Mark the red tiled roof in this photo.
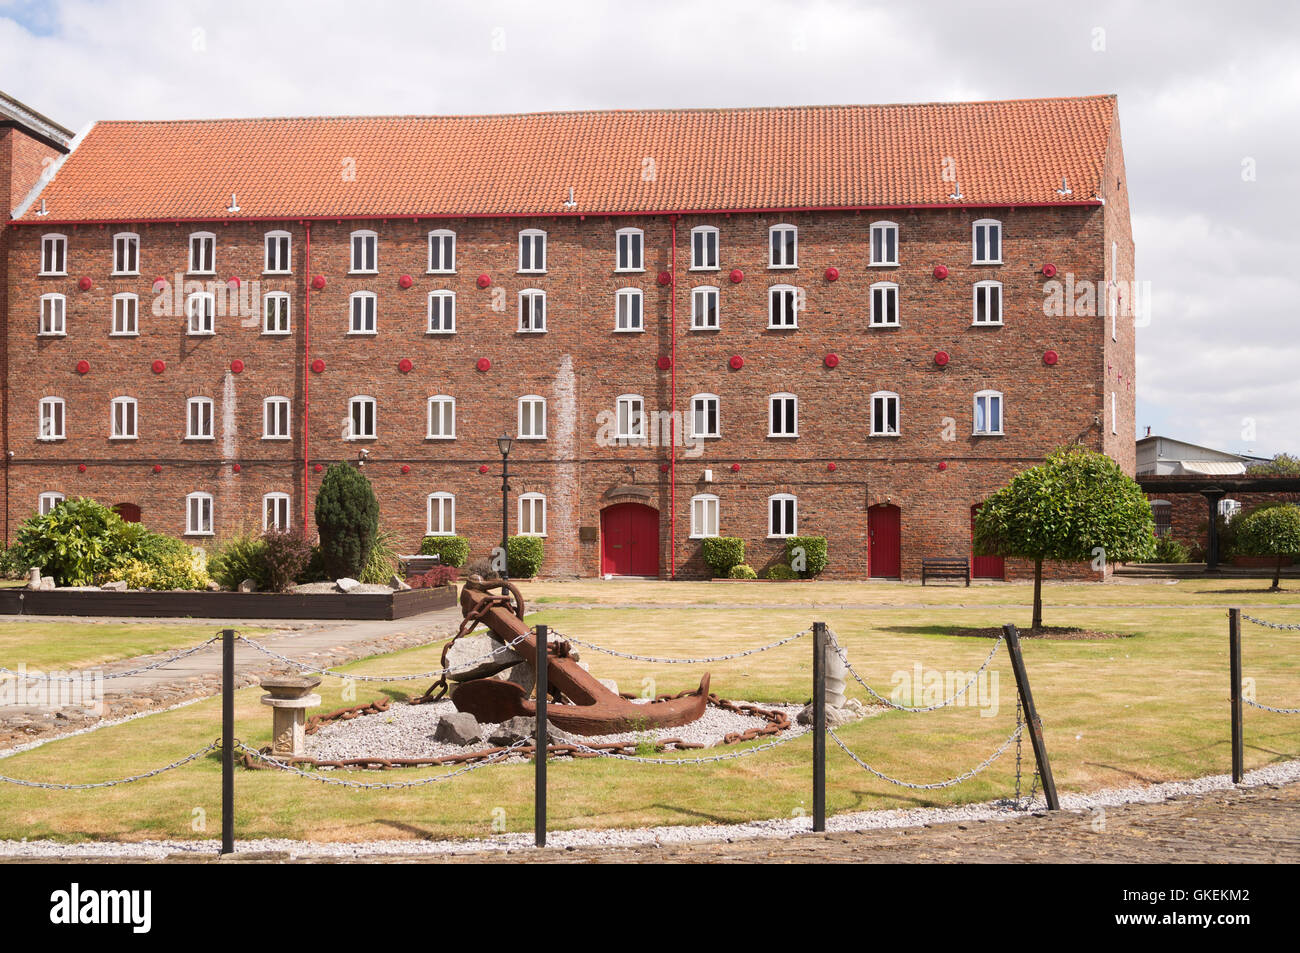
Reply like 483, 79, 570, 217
15, 96, 1116, 223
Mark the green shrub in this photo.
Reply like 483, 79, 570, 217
765, 563, 798, 580
208, 533, 270, 591
14, 497, 126, 586
784, 535, 828, 577
0, 544, 29, 579
1153, 535, 1190, 563
1236, 503, 1300, 590
507, 536, 545, 578
727, 563, 757, 579
297, 545, 329, 584
360, 527, 399, 584
314, 463, 379, 580
261, 529, 313, 592
701, 536, 745, 577
108, 549, 209, 590
419, 535, 470, 567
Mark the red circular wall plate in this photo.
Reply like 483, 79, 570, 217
78, 276, 93, 291
152, 464, 163, 474
311, 359, 325, 373
151, 360, 165, 374
314, 463, 324, 473
398, 274, 414, 289
657, 271, 672, 286
311, 274, 327, 289
1042, 263, 1058, 278
1044, 349, 1060, 365
827, 462, 837, 472
934, 351, 950, 366
230, 359, 245, 374
478, 464, 489, 474
232, 463, 242, 473
938, 461, 948, 471
824, 353, 840, 368
824, 266, 840, 281
401, 464, 411, 474
728, 355, 744, 370
398, 358, 413, 373
659, 463, 670, 473
476, 274, 491, 288
933, 265, 949, 280
656, 356, 672, 370
729, 269, 744, 284
730, 463, 741, 472
476, 357, 491, 372
227, 276, 241, 288
76, 360, 90, 375
77, 463, 87, 473
152, 276, 167, 289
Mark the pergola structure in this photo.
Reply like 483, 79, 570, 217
1138, 475, 1300, 570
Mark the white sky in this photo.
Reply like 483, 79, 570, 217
2, 0, 1296, 458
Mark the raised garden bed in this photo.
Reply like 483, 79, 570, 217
0, 583, 458, 621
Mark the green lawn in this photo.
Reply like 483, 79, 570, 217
0, 621, 268, 671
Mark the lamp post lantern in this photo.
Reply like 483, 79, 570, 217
498, 434, 513, 580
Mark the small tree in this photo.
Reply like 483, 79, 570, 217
974, 446, 1156, 629
1236, 504, 1300, 591
1246, 453, 1300, 476
314, 464, 379, 580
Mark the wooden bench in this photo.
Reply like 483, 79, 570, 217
921, 558, 970, 586
399, 554, 442, 578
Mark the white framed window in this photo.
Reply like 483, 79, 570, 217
263, 493, 291, 532
349, 229, 377, 273
518, 395, 546, 440
768, 284, 798, 328
519, 289, 546, 332
518, 492, 547, 536
1112, 392, 1118, 435
426, 396, 455, 439
691, 286, 719, 330
869, 221, 898, 266
112, 232, 140, 275
38, 397, 65, 441
263, 397, 291, 440
186, 292, 215, 335
40, 233, 67, 275
974, 390, 1003, 435
427, 290, 455, 334
349, 291, 377, 334
112, 293, 139, 335
769, 224, 797, 268
690, 226, 719, 270
188, 231, 215, 274
769, 393, 798, 437
263, 292, 291, 334
427, 492, 456, 535
39, 293, 65, 336
616, 394, 644, 440
973, 280, 1003, 325
768, 493, 798, 538
110, 397, 138, 440
187, 397, 214, 440
870, 282, 899, 327
518, 229, 547, 273
691, 494, 720, 538
690, 393, 720, 439
38, 492, 65, 516
264, 230, 292, 274
615, 288, 643, 332
349, 396, 376, 440
186, 492, 214, 536
870, 391, 900, 436
428, 229, 456, 274
616, 227, 644, 272
972, 219, 1002, 265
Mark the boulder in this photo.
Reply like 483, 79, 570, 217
38, 576, 55, 591
432, 711, 483, 746
488, 715, 536, 746
102, 580, 129, 592
390, 574, 412, 591
446, 633, 522, 682
205, 579, 221, 591
238, 578, 258, 593
335, 577, 361, 593
496, 661, 536, 697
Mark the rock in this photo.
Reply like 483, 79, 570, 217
25, 568, 41, 590
433, 711, 483, 746
102, 580, 128, 592
335, 577, 361, 592
390, 574, 412, 591
446, 633, 522, 682
796, 703, 860, 728
38, 576, 55, 591
488, 715, 536, 746
206, 579, 221, 591
598, 678, 619, 696
238, 578, 258, 593
496, 661, 536, 697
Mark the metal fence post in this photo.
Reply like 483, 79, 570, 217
1229, 608, 1244, 784
221, 627, 234, 855
1002, 624, 1059, 810
812, 621, 826, 832
535, 623, 548, 848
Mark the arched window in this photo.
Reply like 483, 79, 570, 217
1150, 500, 1172, 537
39, 293, 66, 336
38, 397, 65, 441
187, 397, 214, 439
615, 288, 643, 331
518, 289, 546, 332
40, 233, 67, 275
348, 396, 376, 440
691, 286, 719, 330
349, 291, 377, 334
112, 293, 139, 336
428, 290, 455, 333
186, 292, 215, 335
768, 393, 798, 437
263, 291, 291, 334
616, 394, 644, 439
869, 221, 898, 266
973, 280, 1002, 325
38, 492, 65, 516
769, 224, 797, 268
870, 281, 899, 327
768, 284, 798, 328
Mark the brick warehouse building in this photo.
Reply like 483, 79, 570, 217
0, 95, 1136, 580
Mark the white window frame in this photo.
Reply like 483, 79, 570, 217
349, 229, 378, 274
768, 393, 798, 438
427, 492, 456, 536
518, 492, 547, 537
349, 291, 377, 335
768, 284, 799, 329
263, 396, 291, 440
690, 225, 719, 271
186, 292, 215, 335
691, 286, 719, 330
263, 291, 291, 335
769, 224, 798, 269
112, 292, 139, 336
187, 397, 215, 440
188, 231, 215, 274
690, 393, 720, 439
112, 232, 140, 275
972, 219, 1002, 265
973, 390, 1004, 436
110, 396, 138, 440
518, 229, 547, 274
690, 493, 720, 539
518, 289, 546, 332
39, 293, 66, 336
348, 396, 377, 440
38, 491, 65, 516
264, 230, 292, 274
426, 396, 455, 440
614, 288, 643, 332
616, 394, 644, 440
40, 233, 67, 275
427, 229, 456, 274
869, 221, 899, 267
870, 391, 900, 436
615, 227, 644, 272
186, 492, 214, 536
518, 396, 547, 440
973, 280, 1003, 326
263, 492, 291, 532
768, 493, 798, 538
427, 290, 456, 334
870, 282, 899, 328
38, 397, 65, 441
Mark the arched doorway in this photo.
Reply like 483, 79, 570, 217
600, 503, 659, 576
970, 503, 1005, 579
868, 504, 901, 578
113, 502, 142, 523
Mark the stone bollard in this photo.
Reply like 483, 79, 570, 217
259, 675, 322, 758
824, 640, 847, 710
25, 567, 41, 590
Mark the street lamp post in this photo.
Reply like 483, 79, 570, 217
498, 433, 513, 580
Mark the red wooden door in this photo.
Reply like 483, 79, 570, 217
971, 504, 1005, 579
868, 504, 901, 578
113, 502, 141, 523
600, 503, 660, 576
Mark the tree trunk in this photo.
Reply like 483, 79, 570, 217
1032, 558, 1044, 630
1274, 556, 1283, 592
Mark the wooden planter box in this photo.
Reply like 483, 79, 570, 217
1231, 555, 1296, 569
0, 583, 458, 621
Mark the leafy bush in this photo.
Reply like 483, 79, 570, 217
410, 565, 459, 588
360, 527, 399, 584
419, 535, 470, 567
314, 463, 379, 580
108, 549, 209, 590
701, 537, 745, 577
765, 563, 799, 580
261, 529, 313, 592
727, 563, 757, 579
1153, 535, 1190, 563
297, 545, 329, 584
1236, 504, 1300, 590
784, 535, 828, 577
208, 533, 270, 591
507, 535, 545, 578
0, 544, 29, 579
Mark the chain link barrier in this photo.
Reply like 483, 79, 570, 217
0, 637, 220, 681
564, 728, 808, 765
236, 631, 531, 683
0, 739, 221, 789
827, 724, 1022, 791
826, 627, 1002, 712
1237, 613, 1300, 713
1243, 698, 1300, 715
1241, 613, 1300, 631
235, 739, 530, 789
553, 628, 810, 664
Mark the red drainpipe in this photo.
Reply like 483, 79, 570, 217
302, 221, 312, 536
669, 215, 678, 579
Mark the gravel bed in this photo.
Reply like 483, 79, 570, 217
291, 582, 395, 595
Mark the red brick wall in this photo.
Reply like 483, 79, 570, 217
1148, 490, 1300, 555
